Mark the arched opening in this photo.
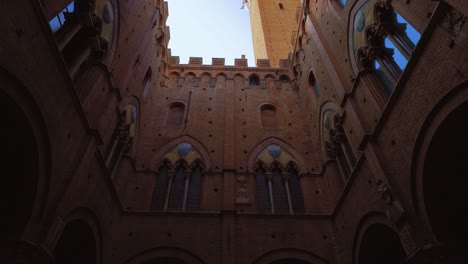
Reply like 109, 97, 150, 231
358, 224, 406, 264
0, 89, 39, 240
249, 74, 260, 86
423, 102, 468, 245
54, 219, 97, 264
308, 71, 320, 96
280, 75, 291, 90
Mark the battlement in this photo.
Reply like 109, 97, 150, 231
166, 51, 290, 70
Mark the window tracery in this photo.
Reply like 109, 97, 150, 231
353, 0, 421, 94
152, 143, 205, 211
48, 0, 118, 80
254, 145, 304, 215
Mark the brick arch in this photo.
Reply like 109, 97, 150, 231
200, 72, 212, 78
214, 72, 228, 78
247, 137, 305, 174
168, 71, 180, 77
251, 248, 328, 264
149, 135, 212, 171
183, 71, 197, 78
56, 207, 103, 264
123, 246, 205, 264
411, 80, 468, 245
263, 73, 277, 81
233, 73, 245, 79
352, 212, 405, 264
279, 74, 291, 81
0, 68, 51, 236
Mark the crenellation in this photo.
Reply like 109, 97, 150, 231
212, 58, 225, 66
256, 59, 271, 68
189, 57, 203, 65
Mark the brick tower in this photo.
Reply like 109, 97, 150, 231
243, 0, 301, 66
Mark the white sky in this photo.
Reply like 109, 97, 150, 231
166, 0, 256, 66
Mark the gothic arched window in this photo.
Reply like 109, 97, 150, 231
309, 71, 320, 96
354, 0, 421, 94
142, 66, 153, 99
254, 145, 305, 214
48, 0, 119, 80
151, 143, 204, 212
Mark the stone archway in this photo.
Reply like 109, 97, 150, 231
54, 219, 98, 264
423, 102, 468, 244
357, 224, 406, 264
0, 89, 39, 241
411, 83, 468, 262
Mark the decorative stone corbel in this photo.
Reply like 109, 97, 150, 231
376, 179, 417, 255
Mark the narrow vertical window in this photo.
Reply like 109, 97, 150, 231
167, 165, 186, 211
279, 3, 284, 9
142, 67, 152, 99
261, 104, 277, 128
309, 72, 320, 96
186, 163, 203, 211
271, 166, 289, 214
255, 166, 271, 213
339, 0, 347, 7
152, 164, 170, 210
166, 103, 185, 127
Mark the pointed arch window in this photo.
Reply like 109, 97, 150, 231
354, 1, 421, 94
309, 71, 320, 96
254, 145, 305, 214
151, 143, 204, 211
48, 0, 119, 80
142, 66, 152, 99
261, 104, 277, 129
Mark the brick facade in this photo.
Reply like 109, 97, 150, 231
0, 0, 467, 263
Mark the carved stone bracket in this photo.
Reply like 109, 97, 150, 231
441, 6, 467, 40
375, 179, 416, 255
326, 141, 341, 158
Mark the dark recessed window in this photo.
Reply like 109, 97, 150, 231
249, 75, 260, 86
279, 3, 284, 9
